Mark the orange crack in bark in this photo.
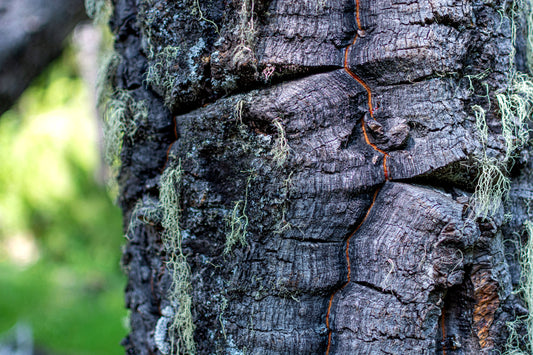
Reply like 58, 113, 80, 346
343, 0, 389, 181
325, 187, 380, 354
325, 2, 390, 353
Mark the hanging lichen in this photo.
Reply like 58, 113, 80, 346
472, 1, 533, 218
159, 162, 196, 354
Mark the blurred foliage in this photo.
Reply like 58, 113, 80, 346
0, 45, 126, 355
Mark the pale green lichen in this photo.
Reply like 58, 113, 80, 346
218, 296, 228, 340
274, 172, 293, 235
504, 221, 533, 354
496, 73, 533, 163
102, 90, 148, 170
94, 52, 142, 200
127, 169, 195, 354
192, 0, 219, 33
84, 0, 112, 24
503, 1, 533, 353
473, 73, 533, 218
96, 52, 121, 110
160, 163, 196, 355
102, 94, 127, 169
224, 200, 249, 254
232, 0, 257, 68
224, 170, 255, 254
472, 105, 511, 218
145, 46, 181, 106
472, 0, 533, 218
270, 118, 290, 167
234, 99, 245, 125
126, 197, 162, 239
145, 39, 205, 108
315, 0, 327, 12
520, 220, 533, 354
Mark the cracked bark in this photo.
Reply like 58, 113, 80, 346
112, 0, 530, 354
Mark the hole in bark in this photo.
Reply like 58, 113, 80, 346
436, 267, 477, 355
407, 159, 478, 192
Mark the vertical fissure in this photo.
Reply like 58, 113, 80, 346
343, 0, 389, 181
325, 186, 381, 354
440, 306, 447, 355
325, 0, 389, 353
163, 115, 178, 171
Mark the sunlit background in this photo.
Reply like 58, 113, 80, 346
0, 23, 126, 354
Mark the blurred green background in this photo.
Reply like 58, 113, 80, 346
0, 41, 126, 354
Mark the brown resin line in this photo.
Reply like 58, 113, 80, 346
344, 0, 389, 181
325, 187, 381, 355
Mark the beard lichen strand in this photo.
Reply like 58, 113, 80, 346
325, 187, 381, 355
344, 0, 389, 181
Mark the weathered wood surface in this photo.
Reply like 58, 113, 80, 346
113, 0, 530, 353
0, 0, 87, 115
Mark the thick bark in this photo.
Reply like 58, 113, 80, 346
111, 0, 531, 354
0, 0, 87, 115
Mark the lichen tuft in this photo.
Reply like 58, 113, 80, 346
101, 90, 148, 170
84, 0, 112, 24
270, 118, 290, 167
473, 74, 533, 219
224, 170, 255, 254
160, 162, 196, 355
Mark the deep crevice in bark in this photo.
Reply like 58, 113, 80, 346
436, 269, 477, 355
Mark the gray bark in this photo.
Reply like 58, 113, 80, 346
0, 0, 87, 115
111, 0, 531, 353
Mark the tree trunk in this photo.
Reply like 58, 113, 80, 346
107, 0, 533, 353
0, 0, 87, 115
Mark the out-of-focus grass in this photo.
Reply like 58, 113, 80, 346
0, 46, 126, 354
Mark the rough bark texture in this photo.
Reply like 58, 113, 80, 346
110, 0, 531, 354
0, 0, 87, 115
